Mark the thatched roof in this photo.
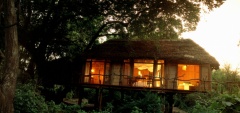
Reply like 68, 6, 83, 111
84, 39, 219, 68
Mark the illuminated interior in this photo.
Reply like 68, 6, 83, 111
84, 60, 105, 84
84, 60, 200, 90
177, 64, 200, 90
133, 60, 164, 87
133, 63, 153, 87
155, 63, 164, 87
91, 61, 104, 84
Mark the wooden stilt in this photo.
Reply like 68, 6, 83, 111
121, 89, 125, 101
98, 88, 103, 111
78, 86, 84, 105
95, 88, 100, 110
164, 93, 174, 113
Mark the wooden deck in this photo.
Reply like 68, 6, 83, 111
78, 83, 204, 94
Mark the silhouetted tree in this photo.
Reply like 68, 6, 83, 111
0, 0, 19, 112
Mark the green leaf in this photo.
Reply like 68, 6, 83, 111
222, 101, 233, 106
235, 97, 240, 102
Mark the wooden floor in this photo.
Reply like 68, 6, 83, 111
78, 83, 204, 94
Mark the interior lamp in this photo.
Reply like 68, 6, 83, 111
182, 65, 187, 71
138, 71, 142, 78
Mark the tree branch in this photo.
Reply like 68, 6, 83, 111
0, 50, 4, 59
84, 21, 128, 52
0, 22, 18, 28
84, 24, 107, 52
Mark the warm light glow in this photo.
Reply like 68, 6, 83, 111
154, 79, 161, 87
138, 71, 142, 77
182, 65, 187, 71
182, 83, 194, 90
91, 69, 95, 73
135, 63, 154, 72
183, 83, 189, 90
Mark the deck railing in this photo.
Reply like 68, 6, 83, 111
82, 75, 240, 92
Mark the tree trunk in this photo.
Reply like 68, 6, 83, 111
0, 0, 19, 113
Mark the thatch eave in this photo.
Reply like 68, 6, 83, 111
83, 39, 220, 69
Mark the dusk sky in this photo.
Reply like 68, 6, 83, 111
182, 0, 240, 70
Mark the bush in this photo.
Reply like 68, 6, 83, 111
212, 64, 240, 94
14, 83, 48, 113
14, 83, 116, 113
14, 83, 85, 113
180, 92, 240, 113
114, 92, 164, 113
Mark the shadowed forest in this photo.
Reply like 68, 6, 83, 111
2, 0, 240, 113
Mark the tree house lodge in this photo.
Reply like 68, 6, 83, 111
78, 39, 219, 112
81, 39, 219, 91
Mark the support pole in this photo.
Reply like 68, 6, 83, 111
98, 88, 103, 110
121, 90, 125, 101
78, 86, 84, 105
94, 88, 100, 110
164, 93, 174, 113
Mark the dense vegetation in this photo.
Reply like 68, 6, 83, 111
1, 0, 224, 89
14, 65, 240, 113
0, 0, 225, 112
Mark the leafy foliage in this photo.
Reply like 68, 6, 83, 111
14, 83, 80, 113
14, 82, 115, 113
183, 93, 240, 113
212, 64, 240, 94
114, 92, 164, 113
14, 83, 48, 113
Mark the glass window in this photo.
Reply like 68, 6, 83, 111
85, 62, 91, 75
104, 63, 110, 84
124, 63, 130, 76
83, 59, 166, 88
154, 64, 164, 87
84, 59, 105, 84
133, 59, 154, 87
84, 62, 91, 83
177, 64, 200, 90
91, 61, 105, 84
